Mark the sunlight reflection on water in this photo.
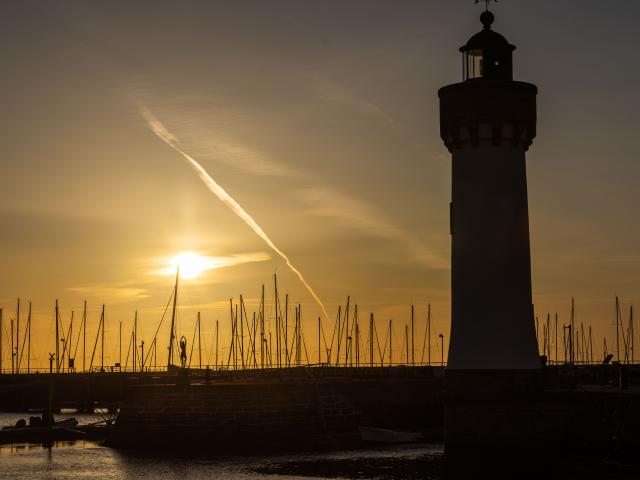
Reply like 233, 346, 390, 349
0, 441, 445, 480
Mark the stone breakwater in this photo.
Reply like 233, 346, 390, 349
110, 381, 360, 452
109, 368, 445, 452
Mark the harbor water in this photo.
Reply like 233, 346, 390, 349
0, 410, 444, 480
0, 441, 443, 480
1, 414, 639, 480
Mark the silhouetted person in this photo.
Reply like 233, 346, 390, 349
179, 336, 187, 369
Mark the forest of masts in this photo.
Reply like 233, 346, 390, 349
0, 274, 636, 373
536, 297, 635, 366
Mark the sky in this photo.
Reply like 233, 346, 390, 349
1, 0, 640, 371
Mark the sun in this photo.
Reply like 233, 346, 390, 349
168, 252, 218, 279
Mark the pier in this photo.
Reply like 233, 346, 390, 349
0, 365, 444, 414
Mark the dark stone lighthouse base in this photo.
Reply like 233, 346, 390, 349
444, 369, 640, 477
444, 369, 560, 477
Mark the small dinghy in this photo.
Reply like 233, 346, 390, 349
54, 418, 79, 428
358, 426, 423, 444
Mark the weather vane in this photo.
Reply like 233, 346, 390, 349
475, 0, 497, 11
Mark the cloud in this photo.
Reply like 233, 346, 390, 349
191, 135, 301, 178
554, 254, 640, 265
302, 72, 402, 128
67, 286, 149, 302
298, 186, 446, 268
139, 102, 301, 178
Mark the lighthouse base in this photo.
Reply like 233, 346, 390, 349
444, 369, 562, 477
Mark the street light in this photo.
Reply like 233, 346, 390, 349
439, 334, 445, 366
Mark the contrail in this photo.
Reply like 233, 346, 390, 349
140, 107, 329, 319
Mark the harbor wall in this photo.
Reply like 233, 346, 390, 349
445, 384, 640, 473
111, 381, 359, 452
110, 367, 444, 452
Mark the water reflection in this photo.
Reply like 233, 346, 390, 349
0, 441, 443, 480
0, 440, 639, 479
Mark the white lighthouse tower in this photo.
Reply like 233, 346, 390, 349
439, 7, 545, 470
439, 9, 540, 372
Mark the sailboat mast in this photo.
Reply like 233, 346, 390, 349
227, 300, 234, 369
295, 306, 300, 366
198, 311, 202, 370
119, 320, 122, 369
260, 285, 265, 369
631, 306, 635, 364
69, 311, 73, 372
240, 296, 245, 368
298, 306, 302, 366
356, 320, 360, 367
336, 306, 341, 366
318, 317, 322, 365
133, 311, 137, 373
546, 314, 550, 360
389, 319, 392, 366
354, 305, 359, 367
215, 319, 219, 369
252, 312, 257, 368
15, 299, 19, 374
27, 302, 31, 373
570, 298, 575, 365
555, 313, 558, 365
167, 267, 179, 368
616, 296, 620, 363
370, 313, 374, 367
274, 274, 279, 368
345, 297, 350, 367
10, 319, 14, 374
55, 299, 60, 373
0, 308, 3, 373
83, 301, 87, 372
411, 305, 414, 366
405, 323, 409, 365
427, 304, 432, 366
284, 294, 289, 368
234, 304, 238, 369
101, 305, 105, 371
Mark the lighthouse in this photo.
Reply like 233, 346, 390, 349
439, 9, 540, 372
439, 8, 545, 469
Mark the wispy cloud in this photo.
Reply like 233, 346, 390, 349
299, 186, 446, 268
67, 286, 149, 303
134, 98, 301, 178
303, 72, 402, 128
190, 135, 301, 178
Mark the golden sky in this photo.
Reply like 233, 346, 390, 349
1, 1, 640, 370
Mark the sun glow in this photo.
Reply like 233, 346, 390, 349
152, 251, 272, 280
165, 252, 219, 279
